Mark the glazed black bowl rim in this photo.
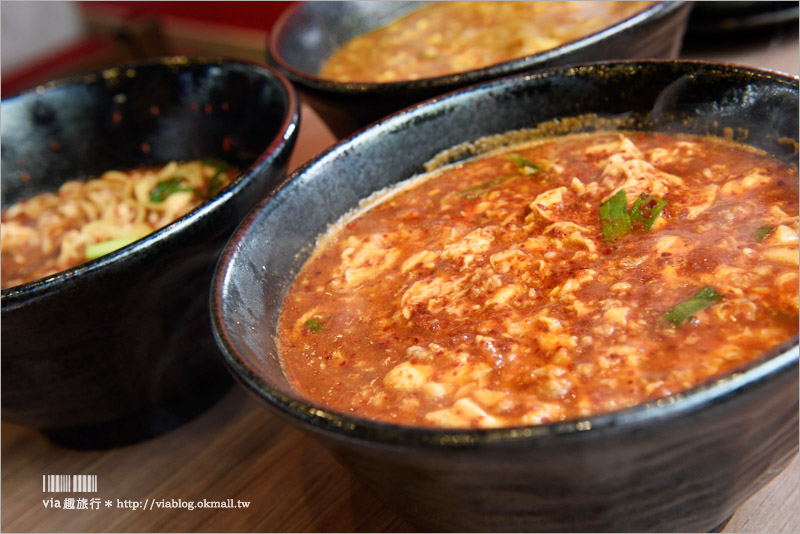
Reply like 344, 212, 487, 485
212, 59, 800, 448
1, 56, 299, 305
267, 0, 688, 94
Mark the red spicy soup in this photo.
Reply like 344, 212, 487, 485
277, 131, 799, 429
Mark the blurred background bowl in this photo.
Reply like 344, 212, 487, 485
266, 1, 693, 139
211, 60, 798, 532
1, 57, 299, 449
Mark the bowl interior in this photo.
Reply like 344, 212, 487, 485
213, 60, 799, 437
273, 1, 426, 77
1, 57, 296, 296
1, 58, 291, 210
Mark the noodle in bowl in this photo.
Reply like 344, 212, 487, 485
2, 160, 238, 289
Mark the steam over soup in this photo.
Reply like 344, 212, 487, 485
277, 131, 799, 429
319, 1, 654, 83
1, 159, 237, 289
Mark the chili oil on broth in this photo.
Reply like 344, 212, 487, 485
318, 1, 655, 83
1, 160, 237, 289
277, 131, 799, 429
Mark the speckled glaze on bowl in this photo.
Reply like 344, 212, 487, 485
1, 57, 299, 449
211, 60, 798, 532
266, 1, 693, 139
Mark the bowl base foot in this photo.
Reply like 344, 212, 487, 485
40, 374, 233, 450
709, 515, 733, 533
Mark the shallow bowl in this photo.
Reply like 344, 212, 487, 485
266, 1, 693, 138
1, 57, 299, 448
211, 60, 798, 532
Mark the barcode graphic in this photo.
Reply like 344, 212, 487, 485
42, 475, 97, 493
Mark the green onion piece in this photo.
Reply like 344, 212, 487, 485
599, 189, 633, 243
630, 193, 668, 232
85, 233, 148, 260
150, 177, 194, 202
663, 285, 724, 327
305, 317, 324, 332
755, 225, 775, 242
459, 173, 517, 198
507, 153, 543, 173
458, 154, 546, 198
207, 162, 229, 197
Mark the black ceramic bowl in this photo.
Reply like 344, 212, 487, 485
266, 1, 693, 139
212, 60, 798, 532
1, 57, 299, 449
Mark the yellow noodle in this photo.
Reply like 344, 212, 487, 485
1, 160, 235, 288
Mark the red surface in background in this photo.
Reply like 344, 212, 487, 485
79, 1, 295, 31
1, 36, 118, 97
2, 2, 295, 96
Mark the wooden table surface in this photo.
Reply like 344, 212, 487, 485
3, 18, 799, 534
